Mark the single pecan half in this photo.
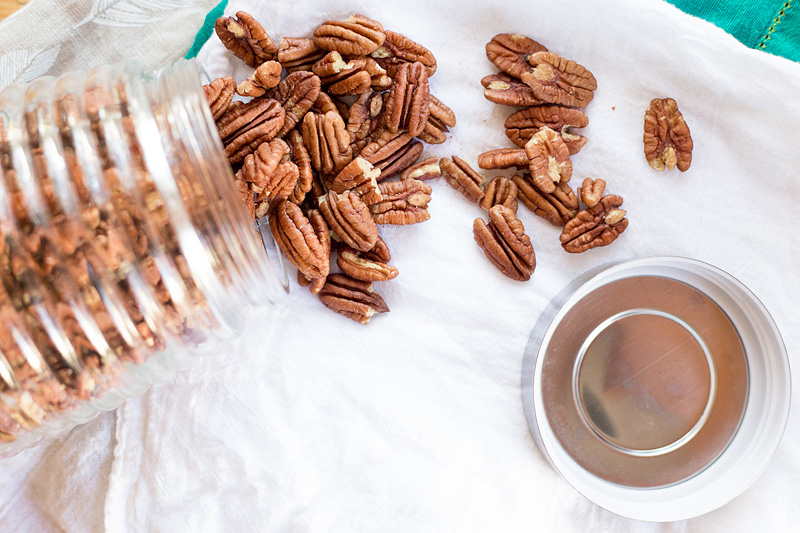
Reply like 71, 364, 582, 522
371, 30, 437, 77
319, 190, 379, 252
272, 71, 321, 138
359, 131, 423, 180
643, 97, 693, 172
513, 173, 578, 226
473, 205, 536, 282
269, 200, 330, 278
417, 94, 456, 144
313, 14, 385, 56
277, 37, 327, 72
477, 148, 528, 170
217, 97, 285, 164
364, 236, 391, 262
440, 156, 485, 203
480, 176, 518, 213
560, 195, 628, 253
485, 33, 547, 79
311, 52, 372, 96
364, 58, 393, 91
236, 60, 282, 97
505, 105, 589, 154
237, 138, 296, 195
384, 61, 430, 137
481, 73, 544, 107
524, 127, 572, 193
370, 179, 432, 225
521, 52, 597, 108
577, 177, 605, 208
215, 11, 278, 68
203, 76, 235, 120
301, 111, 353, 176
337, 246, 399, 282
318, 273, 389, 325
400, 157, 440, 181
297, 270, 326, 295
287, 130, 313, 204
346, 90, 383, 150
329, 157, 382, 205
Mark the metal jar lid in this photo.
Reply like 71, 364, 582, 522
521, 257, 791, 521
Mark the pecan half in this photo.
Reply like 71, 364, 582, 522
277, 37, 327, 72
400, 157, 440, 181
481, 73, 544, 107
217, 98, 285, 164
319, 190, 379, 252
215, 11, 278, 68
329, 157, 382, 205
318, 273, 389, 325
577, 177, 605, 208
364, 58, 393, 91
560, 195, 628, 253
480, 176, 518, 213
418, 94, 456, 144
346, 90, 383, 150
359, 131, 422, 180
473, 205, 536, 282
237, 140, 299, 217
313, 14, 385, 56
203, 76, 235, 120
236, 60, 282, 97
477, 148, 528, 170
440, 156, 485, 203
297, 270, 326, 295
384, 61, 430, 137
301, 111, 353, 176
521, 52, 597, 108
287, 129, 313, 204
364, 236, 391, 262
505, 105, 589, 154
524, 127, 572, 193
371, 30, 437, 77
269, 200, 330, 279
272, 71, 321, 138
312, 52, 372, 96
513, 173, 578, 226
370, 179, 432, 225
337, 246, 399, 282
643, 97, 693, 172
485, 34, 547, 79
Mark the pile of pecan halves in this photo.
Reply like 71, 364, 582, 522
462, 34, 630, 281
204, 12, 455, 324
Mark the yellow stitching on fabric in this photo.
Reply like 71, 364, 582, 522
758, 0, 791, 49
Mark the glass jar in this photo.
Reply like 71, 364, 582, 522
0, 59, 285, 456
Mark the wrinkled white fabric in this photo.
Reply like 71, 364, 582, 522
2, 0, 800, 531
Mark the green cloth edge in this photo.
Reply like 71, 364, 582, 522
185, 0, 229, 59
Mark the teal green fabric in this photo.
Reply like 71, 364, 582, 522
185, 0, 229, 59
666, 0, 798, 62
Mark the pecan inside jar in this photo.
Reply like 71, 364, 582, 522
643, 97, 693, 172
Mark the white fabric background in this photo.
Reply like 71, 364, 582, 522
2, 0, 800, 531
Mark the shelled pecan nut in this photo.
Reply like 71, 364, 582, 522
577, 177, 605, 208
473, 205, 536, 281
203, 76, 235, 120
370, 179, 432, 225
643, 97, 693, 171
237, 139, 290, 193
439, 156, 485, 203
513, 173, 578, 226
363, 236, 391, 262
363, 58, 392, 91
485, 33, 547, 79
337, 246, 399, 282
505, 105, 589, 154
477, 148, 528, 170
346, 90, 383, 149
277, 37, 327, 72
215, 11, 278, 68
313, 14, 386, 56
318, 190, 379, 252
236, 60, 282, 97
301, 110, 353, 176
297, 270, 326, 295
216, 97, 285, 164
359, 131, 423, 180
311, 92, 339, 115
560, 195, 628, 253
481, 73, 544, 107
400, 157, 440, 181
384, 61, 430, 137
312, 52, 373, 96
317, 273, 389, 325
269, 200, 330, 278
480, 176, 518, 213
417, 94, 456, 144
286, 130, 314, 204
524, 127, 572, 194
329, 157, 382, 205
371, 30, 437, 77
272, 71, 321, 138
520, 52, 597, 108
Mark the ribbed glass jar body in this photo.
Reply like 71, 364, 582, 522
0, 59, 283, 455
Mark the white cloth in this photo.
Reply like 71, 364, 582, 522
2, 0, 800, 531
